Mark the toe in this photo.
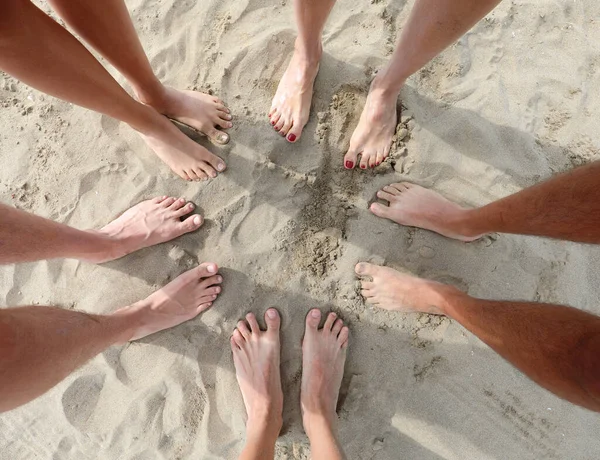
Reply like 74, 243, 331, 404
392, 182, 411, 191
359, 153, 370, 170
361, 289, 375, 298
232, 328, 246, 347
246, 312, 260, 333
169, 197, 187, 210
197, 302, 213, 314
306, 308, 321, 331
196, 262, 219, 279
237, 320, 251, 340
162, 196, 177, 207
332, 318, 344, 336
370, 202, 391, 218
270, 111, 280, 126
274, 116, 285, 133
377, 190, 395, 202
153, 196, 168, 204
265, 308, 281, 332
173, 201, 195, 218
355, 262, 376, 277
338, 327, 349, 347
383, 185, 402, 196
324, 312, 337, 331
343, 149, 359, 170
360, 281, 374, 290
230, 336, 240, 351
216, 105, 230, 115
368, 154, 377, 168
199, 274, 223, 290
215, 117, 233, 130
179, 214, 203, 233
208, 128, 229, 145
375, 151, 384, 166
280, 118, 293, 137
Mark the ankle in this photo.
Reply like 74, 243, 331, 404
293, 38, 323, 65
303, 411, 337, 439
78, 231, 121, 263
453, 207, 486, 239
246, 410, 283, 441
132, 81, 171, 113
370, 69, 404, 98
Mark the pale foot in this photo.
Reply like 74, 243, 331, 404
139, 112, 226, 181
355, 262, 463, 315
343, 81, 399, 170
269, 45, 320, 143
142, 86, 233, 145
88, 196, 203, 263
231, 309, 283, 438
114, 263, 222, 341
301, 309, 348, 437
371, 182, 484, 242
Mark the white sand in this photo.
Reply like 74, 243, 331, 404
1, 0, 600, 458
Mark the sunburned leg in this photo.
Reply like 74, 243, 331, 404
0, 0, 225, 181
47, 0, 233, 145
355, 262, 600, 412
231, 310, 283, 460
344, 0, 501, 169
0, 196, 202, 264
0, 263, 222, 412
269, 0, 337, 143
371, 161, 600, 244
302, 310, 348, 460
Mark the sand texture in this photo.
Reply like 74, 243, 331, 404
2, 0, 600, 458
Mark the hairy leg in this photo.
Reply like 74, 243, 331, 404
0, 0, 225, 180
302, 310, 348, 460
371, 162, 600, 244
268, 0, 337, 142
47, 0, 233, 145
0, 196, 202, 264
344, 0, 501, 169
0, 263, 222, 412
232, 310, 283, 460
356, 263, 600, 412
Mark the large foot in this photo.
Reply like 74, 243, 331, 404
371, 182, 483, 241
231, 309, 283, 438
88, 196, 203, 263
343, 81, 398, 170
143, 87, 233, 145
139, 113, 226, 181
301, 309, 349, 436
115, 263, 223, 341
269, 45, 320, 143
355, 262, 463, 315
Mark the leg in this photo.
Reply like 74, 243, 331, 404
302, 310, 348, 459
371, 161, 600, 244
343, 0, 502, 169
231, 310, 283, 459
0, 0, 225, 181
268, 0, 337, 143
355, 263, 600, 412
0, 263, 223, 412
0, 196, 202, 264
46, 0, 233, 145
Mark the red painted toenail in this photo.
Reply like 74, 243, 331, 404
271, 121, 275, 125
274, 126, 280, 131
360, 165, 366, 169
345, 160, 354, 169
288, 134, 296, 142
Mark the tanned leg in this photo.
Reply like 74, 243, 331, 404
0, 0, 225, 181
0, 263, 223, 412
268, 0, 337, 143
302, 310, 348, 459
356, 263, 600, 412
371, 161, 600, 244
232, 310, 283, 460
0, 196, 203, 264
344, 0, 501, 170
47, 0, 233, 145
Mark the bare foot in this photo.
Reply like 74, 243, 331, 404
269, 46, 320, 143
370, 182, 483, 242
343, 81, 398, 170
231, 309, 283, 438
143, 86, 233, 145
88, 196, 203, 263
139, 113, 226, 181
301, 309, 349, 437
355, 262, 463, 315
114, 263, 222, 341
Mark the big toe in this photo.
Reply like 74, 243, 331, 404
305, 308, 321, 332
265, 308, 281, 333
370, 202, 391, 218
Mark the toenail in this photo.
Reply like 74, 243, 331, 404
217, 163, 225, 171
271, 121, 275, 125
360, 165, 366, 169
267, 309, 277, 319
215, 287, 221, 293
207, 264, 216, 273
193, 215, 201, 225
311, 309, 320, 318
188, 203, 194, 209
274, 126, 280, 131
219, 134, 229, 143
345, 160, 354, 169
217, 276, 222, 282
287, 133, 296, 142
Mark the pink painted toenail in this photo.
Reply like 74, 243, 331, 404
288, 133, 296, 142
345, 160, 354, 169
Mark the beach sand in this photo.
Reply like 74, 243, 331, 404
1, 0, 600, 458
